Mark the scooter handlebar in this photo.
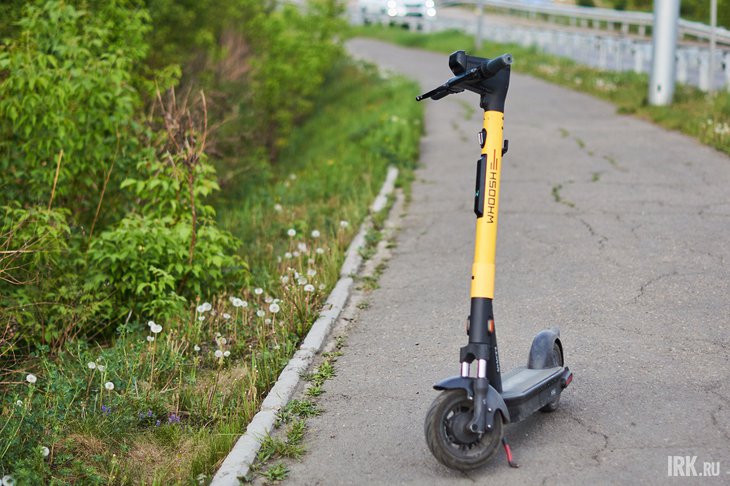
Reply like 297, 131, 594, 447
417, 53, 512, 102
480, 54, 513, 78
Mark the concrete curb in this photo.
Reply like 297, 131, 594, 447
211, 166, 399, 486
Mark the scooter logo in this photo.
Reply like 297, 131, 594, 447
486, 150, 499, 223
667, 456, 721, 477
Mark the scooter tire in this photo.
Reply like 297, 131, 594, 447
424, 389, 503, 471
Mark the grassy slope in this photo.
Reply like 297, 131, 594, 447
0, 61, 423, 485
353, 26, 730, 156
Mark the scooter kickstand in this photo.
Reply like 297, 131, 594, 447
501, 438, 519, 468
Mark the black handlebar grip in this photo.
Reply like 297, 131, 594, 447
480, 54, 513, 78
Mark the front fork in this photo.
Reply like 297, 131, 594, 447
461, 297, 501, 433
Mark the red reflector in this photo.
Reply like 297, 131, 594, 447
565, 373, 573, 387
488, 319, 494, 333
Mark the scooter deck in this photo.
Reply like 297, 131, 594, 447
502, 366, 564, 422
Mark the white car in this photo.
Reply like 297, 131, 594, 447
359, 0, 437, 28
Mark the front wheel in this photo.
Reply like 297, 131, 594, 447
424, 390, 503, 471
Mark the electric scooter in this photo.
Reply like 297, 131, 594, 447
416, 51, 573, 471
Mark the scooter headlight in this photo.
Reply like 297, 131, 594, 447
426, 7, 437, 17
425, 0, 435, 7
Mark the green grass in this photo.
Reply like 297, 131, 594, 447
353, 25, 730, 155
0, 60, 423, 485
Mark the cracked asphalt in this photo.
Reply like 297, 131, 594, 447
279, 39, 730, 485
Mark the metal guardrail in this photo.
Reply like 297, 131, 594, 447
441, 0, 730, 46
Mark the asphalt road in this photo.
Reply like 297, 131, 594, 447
280, 38, 730, 485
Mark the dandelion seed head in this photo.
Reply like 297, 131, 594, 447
274, 203, 283, 212
87, 362, 97, 370
214, 350, 223, 358
147, 320, 156, 328
223, 350, 231, 357
15, 400, 22, 407
254, 288, 263, 295
307, 268, 316, 277
269, 303, 280, 313
316, 247, 325, 255
26, 374, 37, 384
219, 337, 227, 345
198, 316, 205, 321
41, 446, 50, 457
147, 336, 155, 343
104, 381, 115, 391
293, 251, 300, 257
264, 295, 273, 303
319, 284, 326, 290
194, 345, 201, 352
280, 275, 289, 284
151, 324, 163, 334
265, 318, 272, 325
2, 475, 15, 486
232, 297, 246, 308
256, 310, 266, 318
223, 313, 231, 320
285, 252, 293, 259
297, 242, 308, 252
297, 277, 308, 286
287, 228, 296, 237
304, 284, 315, 292
97, 364, 106, 372
340, 220, 349, 229
311, 230, 320, 238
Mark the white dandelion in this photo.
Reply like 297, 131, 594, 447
256, 310, 266, 318
304, 284, 315, 292
254, 288, 263, 295
223, 350, 231, 358
265, 295, 273, 303
223, 313, 231, 320
297, 242, 308, 252
41, 446, 50, 457
281, 275, 289, 284
87, 362, 97, 370
319, 284, 326, 290
316, 247, 325, 255
269, 303, 280, 313
26, 374, 37, 384
104, 382, 115, 391
147, 336, 155, 343
151, 323, 163, 334
311, 230, 320, 238
265, 318, 272, 325
97, 365, 106, 372
297, 277, 308, 286
274, 203, 283, 212
307, 268, 316, 277
285, 252, 293, 259
214, 350, 224, 359
194, 345, 201, 352
287, 228, 296, 237
340, 220, 349, 229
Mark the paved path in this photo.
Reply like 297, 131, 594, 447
282, 39, 730, 485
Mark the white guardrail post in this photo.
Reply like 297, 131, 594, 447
648, 0, 680, 105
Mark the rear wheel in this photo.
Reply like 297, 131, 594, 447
424, 390, 503, 471
539, 343, 563, 413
